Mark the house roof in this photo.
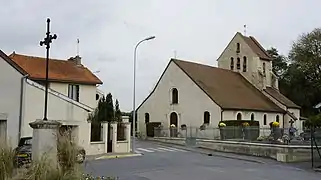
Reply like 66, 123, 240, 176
8, 53, 102, 85
241, 34, 272, 61
137, 58, 285, 113
264, 87, 300, 109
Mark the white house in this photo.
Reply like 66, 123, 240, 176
0, 51, 104, 154
136, 32, 302, 137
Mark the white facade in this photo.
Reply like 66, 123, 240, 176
137, 61, 221, 135
0, 54, 105, 155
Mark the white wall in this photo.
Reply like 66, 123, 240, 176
137, 61, 221, 135
0, 56, 23, 147
50, 82, 97, 108
22, 80, 94, 153
223, 110, 284, 128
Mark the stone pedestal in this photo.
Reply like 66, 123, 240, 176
29, 119, 61, 165
102, 122, 108, 153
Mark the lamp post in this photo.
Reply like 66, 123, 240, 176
40, 18, 57, 121
132, 36, 155, 152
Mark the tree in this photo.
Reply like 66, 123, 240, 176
114, 99, 122, 122
287, 28, 321, 116
105, 93, 115, 122
266, 47, 288, 78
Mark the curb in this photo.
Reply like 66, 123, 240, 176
151, 140, 266, 164
95, 153, 142, 160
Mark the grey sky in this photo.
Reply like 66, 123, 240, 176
1, 0, 320, 112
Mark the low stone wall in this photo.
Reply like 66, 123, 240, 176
150, 137, 319, 163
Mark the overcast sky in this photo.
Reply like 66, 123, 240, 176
1, 0, 320, 112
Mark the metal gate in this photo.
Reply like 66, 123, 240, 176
185, 126, 196, 147
311, 127, 321, 169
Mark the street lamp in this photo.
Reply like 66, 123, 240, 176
132, 36, 155, 152
40, 18, 57, 121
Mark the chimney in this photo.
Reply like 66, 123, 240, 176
68, 55, 82, 65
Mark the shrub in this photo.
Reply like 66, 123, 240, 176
0, 139, 15, 180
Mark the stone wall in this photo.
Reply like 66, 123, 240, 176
149, 137, 319, 163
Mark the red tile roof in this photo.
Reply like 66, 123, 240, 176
9, 53, 102, 85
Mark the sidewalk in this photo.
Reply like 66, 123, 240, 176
150, 140, 321, 172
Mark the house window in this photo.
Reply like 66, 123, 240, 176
68, 84, 79, 101
276, 115, 279, 123
230, 57, 234, 70
243, 56, 247, 72
263, 62, 266, 76
145, 113, 150, 124
172, 88, 178, 104
236, 58, 241, 70
251, 113, 254, 121
237, 113, 242, 120
204, 111, 210, 124
236, 43, 240, 53
263, 114, 267, 125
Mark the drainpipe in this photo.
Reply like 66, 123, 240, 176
220, 110, 224, 121
18, 74, 29, 141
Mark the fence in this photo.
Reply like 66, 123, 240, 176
311, 127, 321, 169
154, 126, 306, 144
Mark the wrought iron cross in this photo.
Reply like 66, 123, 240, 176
40, 18, 57, 121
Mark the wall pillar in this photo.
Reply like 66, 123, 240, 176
103, 122, 108, 153
29, 119, 61, 166
122, 116, 131, 152
110, 122, 117, 152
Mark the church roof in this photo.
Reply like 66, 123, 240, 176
172, 59, 284, 112
241, 35, 272, 61
264, 87, 300, 108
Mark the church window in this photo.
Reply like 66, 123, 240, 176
251, 113, 254, 121
230, 57, 234, 70
204, 111, 210, 124
263, 114, 267, 125
263, 62, 266, 76
243, 56, 247, 72
145, 113, 150, 123
237, 113, 242, 120
236, 58, 241, 70
236, 43, 240, 53
276, 115, 279, 123
172, 88, 178, 104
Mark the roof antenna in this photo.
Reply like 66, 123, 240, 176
244, 24, 247, 36
76, 38, 80, 56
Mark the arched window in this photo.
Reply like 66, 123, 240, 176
243, 56, 247, 72
276, 115, 279, 123
145, 113, 150, 124
237, 113, 242, 120
236, 58, 241, 70
263, 114, 267, 125
204, 111, 210, 124
230, 57, 234, 70
251, 113, 254, 121
236, 43, 240, 53
172, 88, 178, 104
263, 62, 266, 76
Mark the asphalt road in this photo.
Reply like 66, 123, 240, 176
85, 140, 320, 180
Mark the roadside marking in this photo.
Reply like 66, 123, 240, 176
157, 147, 176, 152
148, 148, 166, 152
136, 148, 154, 152
164, 147, 187, 152
95, 153, 141, 160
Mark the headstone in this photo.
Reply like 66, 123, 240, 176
29, 119, 61, 165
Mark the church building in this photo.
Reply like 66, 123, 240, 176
136, 32, 301, 136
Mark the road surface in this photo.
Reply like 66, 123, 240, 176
85, 140, 320, 180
